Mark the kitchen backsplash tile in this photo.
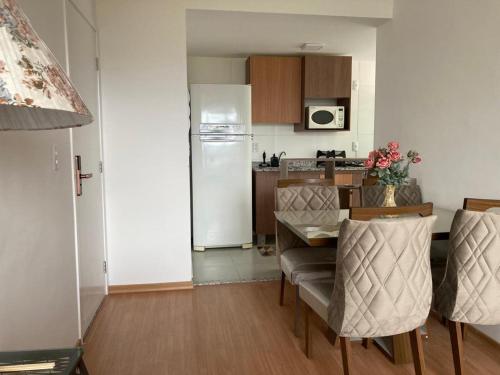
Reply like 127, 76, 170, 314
188, 56, 375, 162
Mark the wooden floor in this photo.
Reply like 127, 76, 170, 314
84, 281, 500, 375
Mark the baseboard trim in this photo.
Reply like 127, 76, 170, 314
430, 309, 500, 349
469, 325, 500, 349
108, 281, 193, 295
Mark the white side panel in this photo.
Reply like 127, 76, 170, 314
66, 1, 106, 336
192, 135, 252, 247
190, 84, 251, 132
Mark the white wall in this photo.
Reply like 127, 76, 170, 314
0, 0, 95, 350
97, 0, 192, 286
375, 0, 500, 342
187, 56, 375, 160
186, 0, 393, 19
96, 0, 390, 287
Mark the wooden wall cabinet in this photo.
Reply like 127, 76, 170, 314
303, 55, 352, 98
295, 55, 353, 132
246, 56, 302, 124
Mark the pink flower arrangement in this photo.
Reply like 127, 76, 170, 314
365, 141, 422, 186
387, 141, 399, 151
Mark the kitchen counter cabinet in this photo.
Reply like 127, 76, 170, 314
252, 169, 364, 237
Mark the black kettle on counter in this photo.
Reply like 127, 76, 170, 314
270, 151, 286, 167
270, 153, 279, 167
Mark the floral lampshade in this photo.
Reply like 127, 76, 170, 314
0, 0, 93, 130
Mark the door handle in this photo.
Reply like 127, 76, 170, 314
75, 155, 93, 197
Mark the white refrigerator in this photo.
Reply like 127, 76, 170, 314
190, 84, 253, 250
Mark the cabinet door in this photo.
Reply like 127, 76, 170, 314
253, 171, 280, 235
247, 56, 302, 123
304, 56, 352, 98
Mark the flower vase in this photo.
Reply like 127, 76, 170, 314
382, 185, 397, 207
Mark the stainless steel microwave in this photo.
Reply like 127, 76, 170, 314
306, 106, 345, 129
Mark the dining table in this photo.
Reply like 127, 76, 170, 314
275, 207, 455, 247
274, 206, 456, 365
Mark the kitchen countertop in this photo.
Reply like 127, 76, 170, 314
252, 161, 367, 172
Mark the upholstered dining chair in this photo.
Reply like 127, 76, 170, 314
300, 215, 436, 375
275, 182, 340, 335
349, 203, 434, 363
361, 185, 423, 208
432, 199, 500, 310
434, 207, 500, 375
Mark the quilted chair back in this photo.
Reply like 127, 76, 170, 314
328, 215, 436, 337
361, 185, 423, 208
275, 186, 340, 259
275, 185, 340, 211
434, 209, 500, 324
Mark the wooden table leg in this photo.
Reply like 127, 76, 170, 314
373, 332, 414, 364
362, 338, 371, 349
392, 333, 413, 364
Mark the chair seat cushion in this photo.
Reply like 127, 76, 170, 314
299, 279, 335, 321
280, 247, 336, 284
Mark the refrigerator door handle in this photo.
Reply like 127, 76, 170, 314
200, 135, 245, 142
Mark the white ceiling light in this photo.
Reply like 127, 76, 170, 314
301, 42, 325, 51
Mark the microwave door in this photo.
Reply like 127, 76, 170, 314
311, 110, 335, 127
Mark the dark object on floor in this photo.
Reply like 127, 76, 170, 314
257, 245, 275, 256
0, 348, 89, 374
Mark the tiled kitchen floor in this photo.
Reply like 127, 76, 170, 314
192, 247, 281, 285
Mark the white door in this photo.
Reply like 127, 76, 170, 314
66, 1, 107, 336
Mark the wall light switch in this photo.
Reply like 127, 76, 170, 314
252, 141, 259, 153
352, 141, 359, 152
52, 144, 59, 171
352, 79, 360, 91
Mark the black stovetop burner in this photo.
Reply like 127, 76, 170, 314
316, 150, 346, 167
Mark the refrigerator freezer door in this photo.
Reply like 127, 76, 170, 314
191, 134, 252, 248
190, 84, 251, 134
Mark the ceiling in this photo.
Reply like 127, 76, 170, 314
186, 10, 378, 60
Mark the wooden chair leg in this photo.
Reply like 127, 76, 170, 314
461, 322, 467, 341
340, 337, 352, 375
294, 286, 301, 337
448, 320, 464, 375
304, 304, 312, 358
279, 272, 285, 306
409, 327, 426, 375
362, 338, 372, 349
